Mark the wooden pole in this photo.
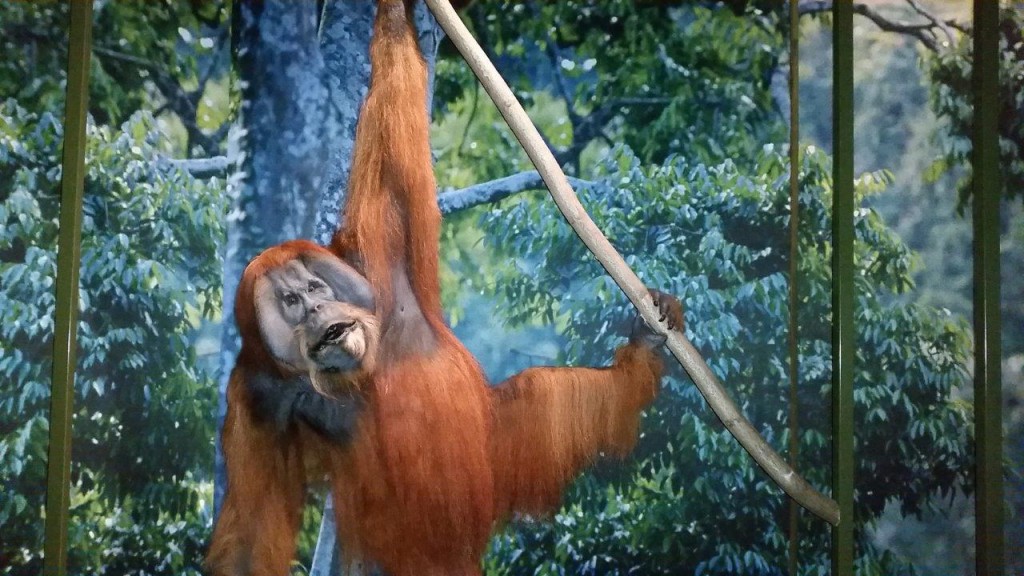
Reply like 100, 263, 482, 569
424, 0, 839, 526
44, 0, 93, 573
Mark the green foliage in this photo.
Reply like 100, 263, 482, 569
63, 474, 212, 576
476, 145, 972, 574
435, 0, 793, 379
429, 4, 978, 572
448, 1, 784, 171
0, 0, 231, 157
927, 4, 1024, 207
0, 2, 68, 119
0, 102, 225, 574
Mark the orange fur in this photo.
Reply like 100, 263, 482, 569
207, 238, 373, 576
328, 3, 667, 573
209, 2, 670, 574
208, 367, 342, 576
330, 346, 494, 575
489, 345, 663, 519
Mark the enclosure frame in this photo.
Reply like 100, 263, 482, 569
971, 1, 1005, 574
831, 2, 856, 573
43, 1, 93, 574
39, 2, 1005, 575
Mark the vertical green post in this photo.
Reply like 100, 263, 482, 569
786, 0, 801, 574
831, 1, 854, 575
972, 2, 1003, 575
43, 1, 93, 574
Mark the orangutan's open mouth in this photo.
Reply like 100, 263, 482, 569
315, 321, 354, 351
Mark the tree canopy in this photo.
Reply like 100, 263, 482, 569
0, 102, 223, 574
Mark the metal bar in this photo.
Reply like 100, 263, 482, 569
787, 0, 801, 573
43, 1, 93, 573
831, 1, 855, 575
971, 2, 1003, 574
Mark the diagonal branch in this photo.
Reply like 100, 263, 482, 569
427, 0, 841, 527
798, 0, 965, 52
905, 0, 957, 46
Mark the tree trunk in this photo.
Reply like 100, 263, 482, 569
312, 0, 374, 244
216, 0, 337, 515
